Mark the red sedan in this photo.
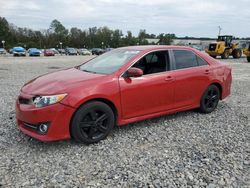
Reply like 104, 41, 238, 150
16, 46, 232, 144
44, 49, 55, 56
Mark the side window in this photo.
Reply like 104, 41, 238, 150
132, 51, 169, 75
196, 56, 208, 66
173, 50, 198, 69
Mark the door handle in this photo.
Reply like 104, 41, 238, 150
165, 76, 174, 81
204, 70, 210, 74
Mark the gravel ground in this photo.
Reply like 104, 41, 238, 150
0, 55, 249, 187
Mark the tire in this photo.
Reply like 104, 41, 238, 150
232, 49, 242, 59
199, 85, 220, 113
221, 50, 230, 59
71, 101, 115, 144
210, 55, 217, 58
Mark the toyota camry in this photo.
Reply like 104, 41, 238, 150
16, 46, 232, 144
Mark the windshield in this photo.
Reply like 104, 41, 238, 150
80, 49, 140, 74
30, 48, 39, 51
13, 47, 25, 51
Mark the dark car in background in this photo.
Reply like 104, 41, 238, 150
104, 48, 114, 52
8, 48, 13, 54
44, 49, 55, 56
65, 48, 78, 55
58, 48, 66, 54
28, 48, 41, 56
12, 47, 26, 56
91, 48, 104, 55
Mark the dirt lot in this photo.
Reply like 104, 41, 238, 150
0, 55, 249, 187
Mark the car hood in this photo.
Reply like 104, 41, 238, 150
21, 68, 106, 95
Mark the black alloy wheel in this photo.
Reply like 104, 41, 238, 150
71, 101, 115, 144
199, 85, 220, 113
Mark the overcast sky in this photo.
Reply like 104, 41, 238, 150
0, 0, 249, 38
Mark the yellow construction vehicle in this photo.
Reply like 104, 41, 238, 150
205, 35, 242, 59
243, 42, 250, 62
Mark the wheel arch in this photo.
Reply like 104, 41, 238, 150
210, 82, 223, 100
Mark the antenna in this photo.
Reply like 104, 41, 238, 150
218, 26, 222, 36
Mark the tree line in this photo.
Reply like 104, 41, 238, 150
0, 17, 176, 49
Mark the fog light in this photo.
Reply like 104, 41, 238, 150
38, 124, 48, 133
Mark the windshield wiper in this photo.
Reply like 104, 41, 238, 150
82, 69, 97, 74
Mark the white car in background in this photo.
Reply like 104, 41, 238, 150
78, 48, 91, 55
0, 48, 6, 55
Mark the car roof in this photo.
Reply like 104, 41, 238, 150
118, 45, 196, 52
13, 46, 24, 49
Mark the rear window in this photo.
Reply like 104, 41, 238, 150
173, 50, 197, 69
173, 50, 208, 70
197, 56, 208, 66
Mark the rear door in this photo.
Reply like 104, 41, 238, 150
170, 49, 210, 108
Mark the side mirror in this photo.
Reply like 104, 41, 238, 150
126, 67, 143, 77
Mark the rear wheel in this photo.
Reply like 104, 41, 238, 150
232, 49, 242, 59
221, 50, 230, 59
71, 101, 115, 144
247, 56, 250, 62
199, 85, 220, 113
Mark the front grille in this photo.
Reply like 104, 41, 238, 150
18, 97, 32, 105
209, 44, 217, 51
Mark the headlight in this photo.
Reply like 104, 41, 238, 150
33, 94, 67, 108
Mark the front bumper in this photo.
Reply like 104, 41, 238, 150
13, 52, 26, 56
29, 53, 40, 56
16, 92, 75, 141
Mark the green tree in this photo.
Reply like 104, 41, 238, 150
0, 17, 12, 48
49, 19, 68, 47
1, 17, 179, 49
50, 19, 68, 36
158, 33, 176, 45
69, 27, 83, 48
112, 29, 123, 48
123, 31, 137, 46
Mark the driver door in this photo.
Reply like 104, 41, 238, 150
119, 50, 175, 119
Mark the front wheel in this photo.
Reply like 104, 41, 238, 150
247, 56, 250, 62
221, 50, 230, 59
71, 101, 115, 144
199, 85, 220, 113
